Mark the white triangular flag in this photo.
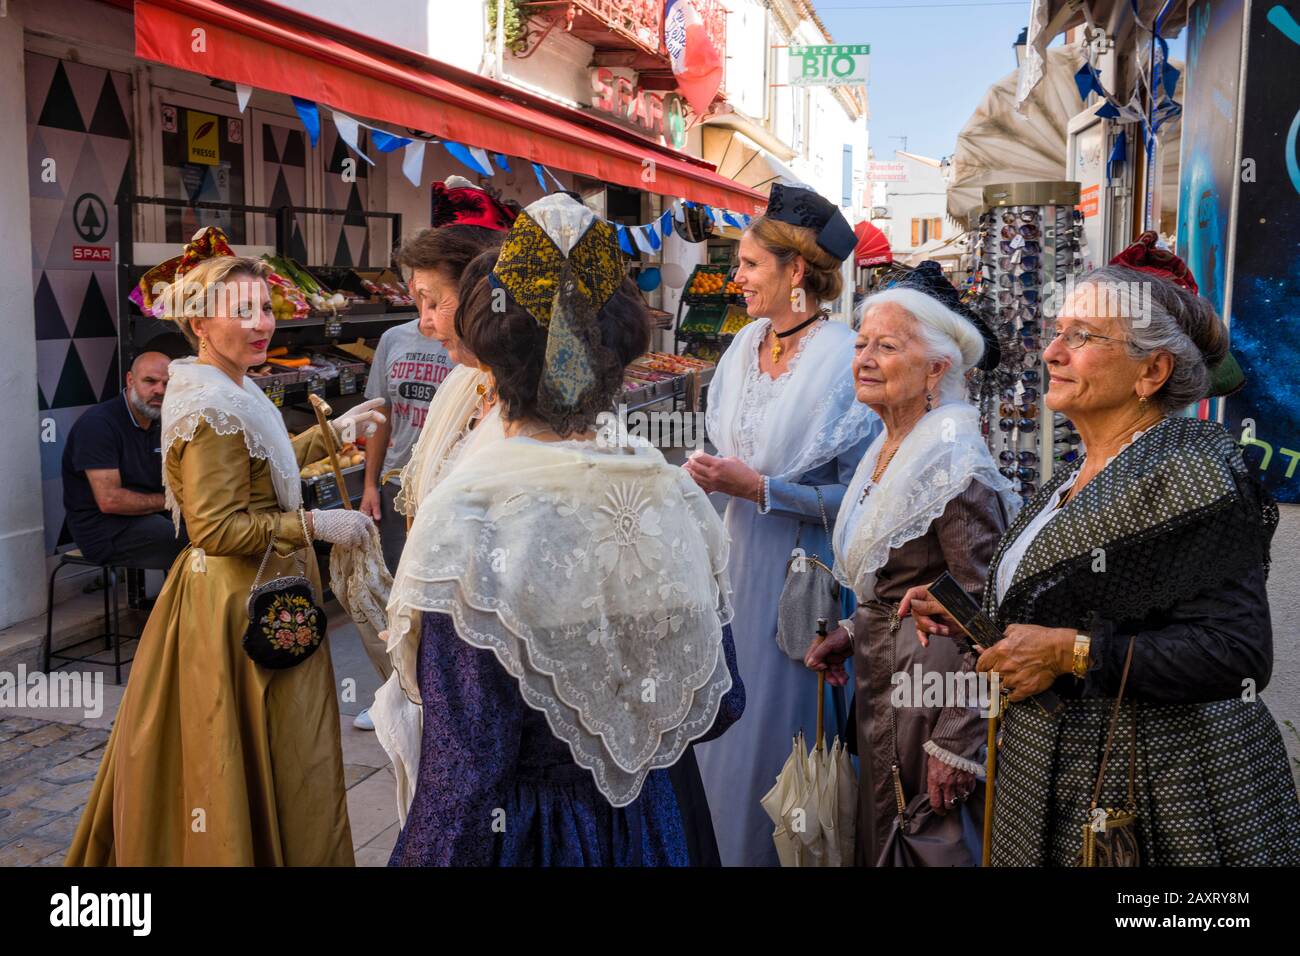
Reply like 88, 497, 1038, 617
402, 141, 426, 188
235, 83, 253, 114
332, 110, 375, 165
469, 146, 495, 177
630, 225, 656, 255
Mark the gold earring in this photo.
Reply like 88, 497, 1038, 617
199, 338, 207, 353
925, 392, 933, 412
789, 288, 800, 306
1138, 394, 1149, 408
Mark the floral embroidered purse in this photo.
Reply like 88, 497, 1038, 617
244, 536, 328, 670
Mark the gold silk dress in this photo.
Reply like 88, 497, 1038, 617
66, 421, 354, 866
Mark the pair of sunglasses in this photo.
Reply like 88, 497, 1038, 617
1002, 209, 1040, 224
996, 289, 1041, 307
998, 417, 1037, 432
999, 465, 1039, 481
999, 240, 1042, 256
1055, 448, 1081, 463
1001, 224, 1040, 240
1000, 402, 1039, 418
998, 255, 1040, 272
1001, 386, 1039, 403
999, 449, 1039, 465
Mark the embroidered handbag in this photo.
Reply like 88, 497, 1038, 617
1077, 637, 1141, 867
243, 536, 328, 670
776, 486, 841, 661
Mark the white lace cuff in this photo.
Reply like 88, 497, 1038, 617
923, 739, 986, 779
838, 616, 855, 643
757, 475, 772, 514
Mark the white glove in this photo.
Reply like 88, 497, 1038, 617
331, 397, 387, 443
310, 509, 375, 548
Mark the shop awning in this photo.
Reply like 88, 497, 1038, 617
701, 127, 805, 198
853, 221, 892, 267
133, 0, 767, 214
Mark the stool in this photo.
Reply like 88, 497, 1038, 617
43, 551, 139, 686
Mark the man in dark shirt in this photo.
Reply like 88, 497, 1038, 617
61, 349, 188, 569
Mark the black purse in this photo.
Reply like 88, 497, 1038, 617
243, 536, 328, 670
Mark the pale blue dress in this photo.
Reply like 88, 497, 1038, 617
695, 323, 880, 866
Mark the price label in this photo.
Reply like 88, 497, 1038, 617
308, 377, 327, 399
265, 381, 285, 407
339, 368, 357, 395
324, 316, 343, 337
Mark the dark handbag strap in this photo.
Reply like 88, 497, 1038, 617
1089, 636, 1137, 811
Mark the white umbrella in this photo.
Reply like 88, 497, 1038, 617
761, 621, 857, 866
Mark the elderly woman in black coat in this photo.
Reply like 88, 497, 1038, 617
904, 253, 1300, 865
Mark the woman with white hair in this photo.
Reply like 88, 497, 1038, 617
806, 263, 1019, 865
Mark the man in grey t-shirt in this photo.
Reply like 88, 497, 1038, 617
360, 319, 452, 574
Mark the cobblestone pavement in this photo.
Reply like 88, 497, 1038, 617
0, 617, 400, 866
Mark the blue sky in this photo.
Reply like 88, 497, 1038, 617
815, 1, 1187, 162
815, 0, 1035, 161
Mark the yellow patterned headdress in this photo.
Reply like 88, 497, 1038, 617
491, 193, 627, 433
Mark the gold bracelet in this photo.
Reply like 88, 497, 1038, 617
299, 507, 313, 544
1072, 632, 1092, 680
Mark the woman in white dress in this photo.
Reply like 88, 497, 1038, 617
686, 184, 881, 866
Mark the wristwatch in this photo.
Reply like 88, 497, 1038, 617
1071, 632, 1092, 680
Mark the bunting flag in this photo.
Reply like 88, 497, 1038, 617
443, 140, 492, 176
331, 110, 375, 166
494, 153, 512, 173
644, 223, 662, 251
401, 140, 426, 188
720, 210, 741, 228
630, 225, 656, 255
370, 129, 412, 153
291, 96, 321, 148
235, 83, 253, 114
1107, 130, 1127, 183
469, 146, 495, 176
616, 224, 635, 255
531, 162, 548, 192
673, 199, 686, 221
659, 210, 674, 239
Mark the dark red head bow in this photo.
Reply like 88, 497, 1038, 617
1109, 230, 1198, 294
430, 180, 517, 232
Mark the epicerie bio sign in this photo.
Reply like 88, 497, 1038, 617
788, 44, 870, 86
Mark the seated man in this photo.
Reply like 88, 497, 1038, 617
61, 348, 188, 571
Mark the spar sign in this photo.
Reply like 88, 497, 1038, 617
789, 44, 870, 86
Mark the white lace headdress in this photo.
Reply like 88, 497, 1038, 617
160, 357, 302, 529
833, 402, 1020, 600
706, 318, 877, 480
386, 434, 734, 807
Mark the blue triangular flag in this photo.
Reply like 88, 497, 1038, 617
443, 140, 492, 176
617, 224, 635, 256
531, 162, 548, 192
494, 153, 512, 173
1107, 130, 1127, 183
721, 211, 741, 228
370, 129, 412, 153
292, 97, 321, 148
660, 211, 673, 239
644, 224, 662, 252
1074, 64, 1098, 104
1095, 100, 1122, 120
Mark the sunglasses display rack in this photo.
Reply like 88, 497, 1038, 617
967, 182, 1084, 504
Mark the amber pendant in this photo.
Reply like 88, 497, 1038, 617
771, 343, 783, 363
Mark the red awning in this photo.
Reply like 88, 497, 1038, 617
133, 0, 767, 214
854, 221, 892, 267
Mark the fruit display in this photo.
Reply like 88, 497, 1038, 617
688, 270, 728, 296
725, 280, 743, 296
633, 352, 715, 375
300, 443, 364, 479
263, 255, 351, 318
721, 304, 753, 335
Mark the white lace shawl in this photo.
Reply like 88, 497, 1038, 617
833, 403, 1020, 601
385, 434, 735, 807
160, 358, 301, 530
394, 363, 491, 516
706, 318, 876, 480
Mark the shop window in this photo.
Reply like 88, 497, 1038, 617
911, 218, 921, 247
930, 217, 943, 241
160, 103, 247, 243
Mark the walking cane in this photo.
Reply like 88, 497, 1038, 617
815, 618, 828, 753
308, 394, 353, 511
982, 685, 1004, 867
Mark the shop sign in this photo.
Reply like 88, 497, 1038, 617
72, 246, 112, 262
789, 44, 870, 87
590, 68, 688, 150
186, 110, 220, 166
868, 162, 907, 182
1077, 184, 1100, 218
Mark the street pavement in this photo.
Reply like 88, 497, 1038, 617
0, 606, 399, 866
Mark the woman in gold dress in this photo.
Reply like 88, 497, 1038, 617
67, 256, 379, 866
